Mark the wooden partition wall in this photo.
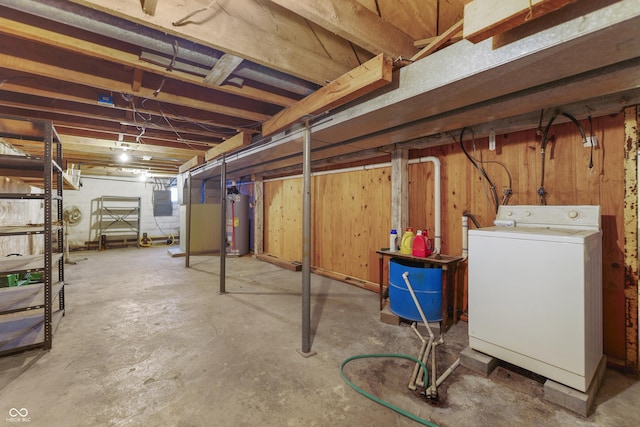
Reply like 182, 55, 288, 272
263, 112, 628, 362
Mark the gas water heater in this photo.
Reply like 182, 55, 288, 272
226, 193, 249, 256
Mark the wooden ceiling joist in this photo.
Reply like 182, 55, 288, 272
0, 47, 270, 124
73, 0, 351, 85
262, 53, 393, 136
268, 0, 417, 59
0, 12, 296, 107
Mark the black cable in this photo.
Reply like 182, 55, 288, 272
463, 212, 481, 229
459, 127, 499, 214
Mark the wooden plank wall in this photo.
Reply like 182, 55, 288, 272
264, 167, 392, 280
263, 112, 626, 361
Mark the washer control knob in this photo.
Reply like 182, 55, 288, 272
568, 210, 578, 219
505, 211, 513, 216
524, 211, 531, 217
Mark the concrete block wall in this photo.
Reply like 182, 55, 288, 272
64, 176, 180, 249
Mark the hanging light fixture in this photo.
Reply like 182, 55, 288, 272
119, 147, 130, 162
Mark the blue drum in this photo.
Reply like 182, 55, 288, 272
389, 258, 442, 322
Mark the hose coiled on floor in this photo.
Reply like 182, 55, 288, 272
340, 353, 440, 427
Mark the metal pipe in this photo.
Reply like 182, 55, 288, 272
2, 0, 317, 96
461, 215, 469, 261
185, 172, 192, 268
219, 157, 226, 294
301, 121, 312, 354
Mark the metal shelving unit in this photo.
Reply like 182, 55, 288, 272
97, 196, 141, 250
0, 114, 65, 356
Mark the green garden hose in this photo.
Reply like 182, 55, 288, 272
340, 353, 440, 427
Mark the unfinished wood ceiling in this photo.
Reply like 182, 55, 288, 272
0, 0, 466, 178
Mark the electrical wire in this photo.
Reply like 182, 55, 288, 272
340, 353, 440, 427
538, 110, 589, 205
459, 127, 499, 214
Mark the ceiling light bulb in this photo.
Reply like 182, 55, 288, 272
119, 151, 130, 162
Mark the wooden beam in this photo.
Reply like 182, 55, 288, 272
463, 0, 578, 43
268, 0, 416, 58
205, 132, 251, 162
132, 68, 144, 92
0, 46, 269, 123
179, 155, 205, 173
411, 19, 464, 62
72, 0, 350, 85
623, 105, 639, 374
142, 0, 158, 16
262, 53, 392, 136
54, 135, 204, 158
0, 13, 296, 107
203, 54, 244, 86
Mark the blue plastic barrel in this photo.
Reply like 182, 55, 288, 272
389, 258, 443, 322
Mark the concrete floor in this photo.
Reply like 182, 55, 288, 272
0, 246, 639, 427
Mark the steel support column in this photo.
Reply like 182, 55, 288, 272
219, 157, 227, 294
185, 172, 192, 268
299, 121, 315, 357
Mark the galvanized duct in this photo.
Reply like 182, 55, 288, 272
0, 0, 318, 96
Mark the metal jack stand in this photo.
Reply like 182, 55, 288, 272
402, 272, 460, 399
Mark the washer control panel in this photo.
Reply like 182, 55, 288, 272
495, 205, 600, 230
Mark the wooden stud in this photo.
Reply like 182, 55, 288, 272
411, 19, 464, 62
623, 105, 639, 374
414, 32, 463, 49
142, 0, 158, 16
203, 54, 244, 86
262, 53, 392, 136
132, 68, 143, 93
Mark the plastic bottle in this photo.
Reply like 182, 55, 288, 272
389, 229, 398, 252
400, 227, 415, 255
412, 229, 427, 257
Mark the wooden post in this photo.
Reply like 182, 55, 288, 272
624, 105, 639, 375
391, 148, 409, 234
253, 175, 264, 255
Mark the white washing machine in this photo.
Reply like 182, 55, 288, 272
468, 205, 603, 392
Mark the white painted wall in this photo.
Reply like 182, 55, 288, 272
0, 143, 46, 257
64, 176, 179, 249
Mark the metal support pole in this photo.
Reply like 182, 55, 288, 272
299, 120, 315, 357
185, 172, 192, 268
219, 157, 227, 294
